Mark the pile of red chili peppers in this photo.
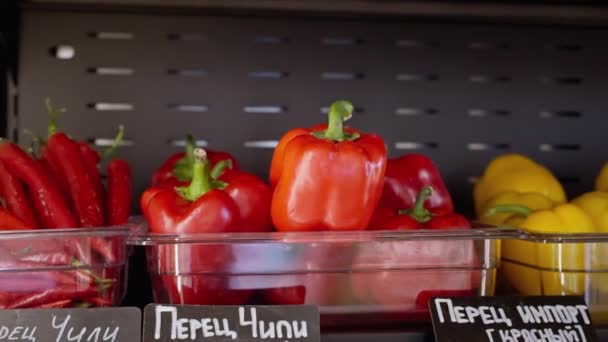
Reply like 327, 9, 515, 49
0, 100, 132, 309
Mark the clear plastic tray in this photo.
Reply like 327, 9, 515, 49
500, 231, 608, 326
130, 225, 512, 328
0, 226, 130, 309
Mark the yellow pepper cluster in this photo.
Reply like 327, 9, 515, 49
474, 155, 608, 297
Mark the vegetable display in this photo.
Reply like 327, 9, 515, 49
0, 100, 132, 309
477, 153, 608, 302
4, 94, 608, 321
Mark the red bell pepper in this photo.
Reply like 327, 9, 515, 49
214, 166, 272, 232
0, 141, 76, 228
269, 100, 387, 231
142, 148, 241, 234
151, 134, 238, 187
106, 159, 132, 226
369, 187, 470, 230
142, 148, 254, 305
379, 153, 454, 216
0, 161, 39, 227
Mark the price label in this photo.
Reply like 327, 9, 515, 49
0, 307, 141, 342
143, 304, 320, 342
430, 296, 597, 342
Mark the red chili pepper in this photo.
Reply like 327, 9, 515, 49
0, 141, 76, 228
0, 248, 98, 288
369, 187, 470, 230
78, 142, 105, 212
40, 146, 71, 195
46, 132, 104, 227
8, 286, 99, 309
106, 159, 131, 226
0, 207, 35, 230
142, 148, 240, 234
379, 154, 454, 216
151, 134, 238, 187
78, 142, 101, 166
18, 251, 71, 265
38, 299, 73, 308
0, 161, 39, 227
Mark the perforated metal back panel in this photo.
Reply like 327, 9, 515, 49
15, 8, 608, 214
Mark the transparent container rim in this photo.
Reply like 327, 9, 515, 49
127, 223, 518, 246
516, 230, 608, 243
0, 225, 131, 240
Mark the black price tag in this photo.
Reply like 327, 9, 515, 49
430, 296, 597, 342
0, 307, 141, 342
143, 304, 320, 342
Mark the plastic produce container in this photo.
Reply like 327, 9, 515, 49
500, 232, 608, 326
131, 226, 511, 328
0, 227, 130, 309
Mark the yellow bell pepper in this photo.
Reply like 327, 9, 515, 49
479, 191, 554, 226
500, 203, 596, 296
595, 162, 608, 192
571, 191, 608, 271
572, 191, 608, 232
473, 153, 566, 216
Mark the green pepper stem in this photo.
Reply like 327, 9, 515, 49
102, 125, 125, 160
173, 134, 197, 181
324, 100, 353, 141
45, 98, 65, 137
311, 100, 360, 142
22, 129, 45, 158
210, 159, 232, 180
177, 148, 213, 201
398, 186, 433, 223
184, 134, 195, 165
485, 204, 533, 217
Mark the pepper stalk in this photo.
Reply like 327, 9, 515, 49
312, 100, 360, 142
398, 186, 434, 223
177, 148, 215, 201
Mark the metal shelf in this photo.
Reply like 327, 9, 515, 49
21, 0, 608, 28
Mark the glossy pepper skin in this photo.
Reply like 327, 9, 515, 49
0, 161, 39, 227
46, 132, 104, 227
498, 203, 596, 296
473, 154, 566, 217
151, 134, 238, 187
480, 191, 555, 226
270, 100, 387, 231
0, 207, 35, 230
143, 151, 272, 234
142, 148, 255, 305
216, 168, 272, 232
106, 160, 132, 226
379, 154, 454, 216
571, 191, 608, 232
595, 162, 608, 192
142, 150, 240, 235
0, 141, 76, 228
369, 187, 470, 230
